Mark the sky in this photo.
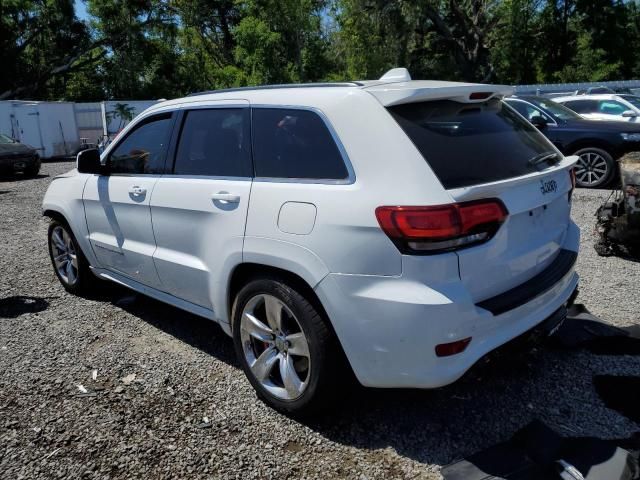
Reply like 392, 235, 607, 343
74, 0, 89, 21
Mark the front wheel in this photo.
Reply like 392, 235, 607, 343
47, 219, 95, 294
23, 162, 40, 178
232, 277, 341, 415
573, 148, 615, 188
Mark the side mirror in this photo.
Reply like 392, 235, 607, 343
77, 148, 104, 174
622, 110, 637, 118
530, 116, 548, 129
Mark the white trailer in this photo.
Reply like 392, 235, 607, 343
0, 101, 80, 159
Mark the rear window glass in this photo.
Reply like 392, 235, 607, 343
387, 99, 559, 189
252, 108, 348, 180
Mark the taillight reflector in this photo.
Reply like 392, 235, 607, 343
436, 337, 472, 357
375, 199, 508, 254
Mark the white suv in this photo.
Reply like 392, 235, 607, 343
43, 68, 580, 414
553, 94, 640, 123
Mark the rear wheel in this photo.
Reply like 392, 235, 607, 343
573, 148, 615, 188
47, 219, 95, 294
232, 277, 341, 415
23, 163, 40, 178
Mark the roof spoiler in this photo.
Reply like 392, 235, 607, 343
367, 82, 514, 107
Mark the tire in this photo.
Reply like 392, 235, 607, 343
23, 160, 41, 178
572, 147, 615, 188
47, 219, 96, 295
232, 276, 342, 415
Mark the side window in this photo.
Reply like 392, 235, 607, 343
252, 108, 349, 180
108, 114, 173, 174
507, 101, 530, 118
173, 108, 251, 177
509, 101, 552, 123
598, 100, 627, 116
564, 100, 595, 114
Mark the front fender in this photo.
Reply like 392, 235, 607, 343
42, 172, 97, 266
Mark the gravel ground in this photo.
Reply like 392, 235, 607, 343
1, 161, 639, 480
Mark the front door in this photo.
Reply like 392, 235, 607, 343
150, 104, 252, 310
83, 112, 174, 289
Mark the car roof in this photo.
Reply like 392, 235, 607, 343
145, 68, 514, 113
552, 94, 620, 102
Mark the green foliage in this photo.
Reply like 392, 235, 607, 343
3, 0, 640, 100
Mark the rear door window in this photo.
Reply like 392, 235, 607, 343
563, 100, 598, 114
388, 99, 559, 189
252, 108, 349, 180
173, 108, 251, 177
597, 100, 627, 116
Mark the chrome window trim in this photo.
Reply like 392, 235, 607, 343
250, 104, 356, 185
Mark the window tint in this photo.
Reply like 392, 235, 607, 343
252, 108, 348, 180
508, 100, 553, 123
619, 95, 640, 109
597, 100, 627, 115
109, 114, 172, 174
174, 108, 251, 177
388, 99, 558, 189
564, 100, 597, 114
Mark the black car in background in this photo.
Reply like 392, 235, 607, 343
505, 96, 640, 188
0, 133, 41, 177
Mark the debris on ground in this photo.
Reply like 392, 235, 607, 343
594, 152, 640, 258
120, 373, 136, 385
442, 420, 640, 480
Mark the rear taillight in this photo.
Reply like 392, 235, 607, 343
375, 199, 508, 254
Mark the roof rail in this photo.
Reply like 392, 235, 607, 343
187, 82, 363, 97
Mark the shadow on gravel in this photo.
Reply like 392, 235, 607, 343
0, 296, 49, 318
0, 174, 49, 182
88, 290, 640, 468
299, 305, 640, 467
87, 286, 238, 366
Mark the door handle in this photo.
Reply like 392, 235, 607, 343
211, 192, 240, 203
129, 186, 146, 196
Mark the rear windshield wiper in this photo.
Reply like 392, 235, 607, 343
527, 151, 560, 166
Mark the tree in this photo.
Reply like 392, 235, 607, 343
0, 0, 98, 99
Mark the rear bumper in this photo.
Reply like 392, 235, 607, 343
315, 221, 580, 389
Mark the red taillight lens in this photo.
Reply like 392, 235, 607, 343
435, 337, 472, 357
375, 199, 508, 254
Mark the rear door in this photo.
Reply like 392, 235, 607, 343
83, 112, 174, 288
387, 97, 575, 303
150, 102, 252, 310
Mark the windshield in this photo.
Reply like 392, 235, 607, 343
533, 99, 582, 121
0, 134, 14, 144
387, 98, 560, 189
620, 95, 640, 110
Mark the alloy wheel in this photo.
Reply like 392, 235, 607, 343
50, 226, 79, 286
575, 151, 609, 187
240, 294, 311, 401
